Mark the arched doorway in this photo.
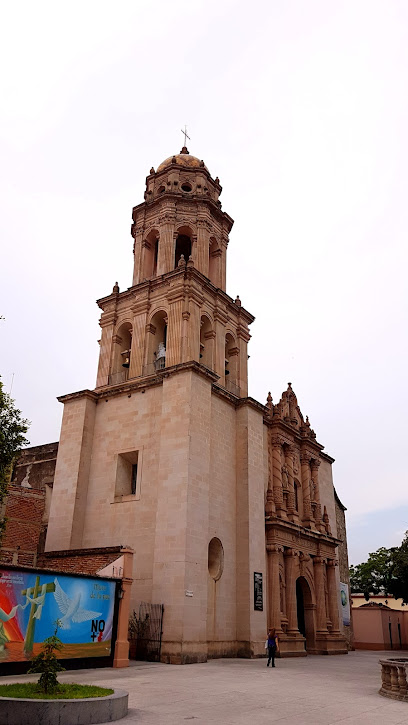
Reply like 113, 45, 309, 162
296, 576, 316, 652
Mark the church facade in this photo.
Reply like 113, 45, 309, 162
45, 147, 349, 663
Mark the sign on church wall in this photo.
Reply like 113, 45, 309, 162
254, 572, 263, 611
340, 582, 351, 626
0, 567, 117, 665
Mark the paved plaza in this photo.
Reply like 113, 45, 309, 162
2, 650, 408, 724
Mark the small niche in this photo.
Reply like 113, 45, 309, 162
208, 537, 224, 581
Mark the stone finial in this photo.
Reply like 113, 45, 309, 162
180, 146, 189, 155
178, 254, 186, 267
112, 281, 119, 294
171, 155, 177, 164
287, 382, 292, 390
215, 176, 220, 185
187, 255, 194, 267
266, 392, 273, 409
150, 167, 155, 174
323, 506, 329, 523
305, 415, 310, 427
200, 160, 205, 167
234, 295, 241, 306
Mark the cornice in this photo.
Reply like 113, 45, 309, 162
264, 516, 341, 547
57, 390, 99, 404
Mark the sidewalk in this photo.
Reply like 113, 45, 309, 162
2, 650, 408, 724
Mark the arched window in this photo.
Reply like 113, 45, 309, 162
110, 322, 132, 385
200, 315, 214, 369
174, 234, 191, 268
145, 310, 168, 375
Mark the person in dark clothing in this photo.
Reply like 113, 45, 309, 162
265, 628, 279, 667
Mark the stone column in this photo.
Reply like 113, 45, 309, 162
284, 548, 299, 634
267, 544, 282, 631
313, 557, 328, 633
326, 559, 341, 633
96, 311, 117, 387
311, 460, 324, 532
272, 438, 285, 518
300, 454, 313, 528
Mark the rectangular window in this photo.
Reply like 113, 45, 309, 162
131, 463, 138, 496
114, 450, 141, 501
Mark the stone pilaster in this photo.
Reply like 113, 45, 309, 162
311, 460, 324, 532
96, 311, 117, 387
313, 556, 328, 634
300, 454, 313, 528
166, 288, 185, 366
285, 445, 298, 523
158, 218, 176, 274
129, 300, 150, 378
326, 559, 341, 633
214, 307, 228, 381
272, 438, 285, 518
284, 548, 299, 634
237, 324, 250, 397
267, 544, 282, 631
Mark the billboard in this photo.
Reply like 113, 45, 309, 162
0, 567, 117, 663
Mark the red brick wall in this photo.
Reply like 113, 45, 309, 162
38, 547, 123, 575
0, 486, 46, 567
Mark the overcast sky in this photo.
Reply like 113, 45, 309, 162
1, 1, 407, 566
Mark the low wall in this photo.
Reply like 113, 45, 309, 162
0, 689, 128, 725
353, 607, 408, 651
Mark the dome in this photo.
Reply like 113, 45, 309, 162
156, 147, 209, 174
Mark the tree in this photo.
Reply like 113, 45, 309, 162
389, 532, 408, 604
0, 377, 30, 539
29, 621, 65, 693
349, 546, 396, 600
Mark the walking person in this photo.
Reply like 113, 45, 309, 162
265, 628, 279, 667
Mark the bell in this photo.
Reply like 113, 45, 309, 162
121, 350, 130, 368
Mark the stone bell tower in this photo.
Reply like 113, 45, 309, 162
46, 147, 267, 664
95, 146, 252, 396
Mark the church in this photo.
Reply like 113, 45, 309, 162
40, 146, 349, 663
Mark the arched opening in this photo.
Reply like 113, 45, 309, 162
200, 315, 214, 370
208, 237, 222, 287
174, 228, 192, 268
145, 310, 168, 375
296, 576, 315, 652
225, 333, 239, 393
142, 229, 159, 279
110, 322, 132, 385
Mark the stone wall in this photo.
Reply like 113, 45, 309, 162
334, 488, 354, 649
